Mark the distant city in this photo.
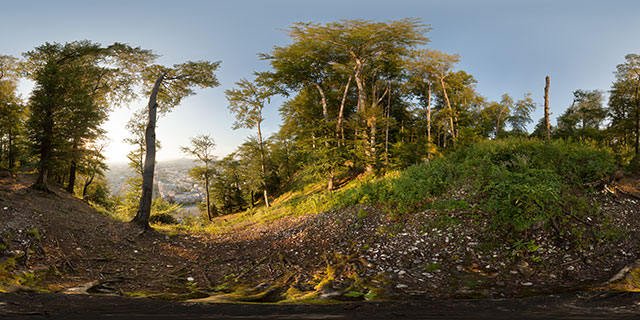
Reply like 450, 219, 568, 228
105, 159, 205, 215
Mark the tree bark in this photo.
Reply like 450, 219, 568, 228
384, 80, 391, 167
8, 128, 14, 169
367, 118, 376, 173
439, 77, 456, 140
33, 108, 54, 191
132, 72, 166, 229
82, 171, 96, 199
426, 83, 432, 161
204, 164, 212, 221
256, 118, 270, 208
66, 142, 78, 194
635, 84, 639, 156
544, 76, 551, 142
313, 83, 329, 121
336, 71, 353, 144
353, 57, 366, 149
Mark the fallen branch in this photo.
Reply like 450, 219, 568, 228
614, 186, 640, 201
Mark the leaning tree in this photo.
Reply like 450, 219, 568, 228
131, 61, 220, 230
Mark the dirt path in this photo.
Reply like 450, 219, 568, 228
2, 291, 640, 319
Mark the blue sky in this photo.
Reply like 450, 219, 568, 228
2, 0, 639, 163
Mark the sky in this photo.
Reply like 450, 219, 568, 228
2, 0, 640, 163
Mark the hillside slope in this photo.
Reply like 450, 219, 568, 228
1, 143, 640, 302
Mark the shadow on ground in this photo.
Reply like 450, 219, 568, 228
2, 291, 640, 319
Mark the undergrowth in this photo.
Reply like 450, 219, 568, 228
163, 139, 617, 245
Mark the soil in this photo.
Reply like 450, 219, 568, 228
1, 173, 640, 318
2, 291, 640, 319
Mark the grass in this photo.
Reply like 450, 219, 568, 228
152, 138, 618, 248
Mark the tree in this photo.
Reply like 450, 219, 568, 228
556, 90, 605, 141
23, 41, 155, 191
132, 61, 220, 229
25, 44, 88, 190
210, 154, 246, 214
79, 142, 108, 199
226, 78, 274, 207
508, 93, 536, 135
496, 94, 513, 138
407, 50, 437, 160
428, 50, 460, 141
609, 54, 640, 157
0, 55, 24, 170
181, 134, 216, 221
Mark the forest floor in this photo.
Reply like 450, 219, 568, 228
1, 173, 640, 317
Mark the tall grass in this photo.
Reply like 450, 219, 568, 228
181, 138, 616, 240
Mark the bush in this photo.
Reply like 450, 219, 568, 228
452, 138, 616, 238
149, 213, 178, 225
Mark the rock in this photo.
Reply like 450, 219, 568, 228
566, 266, 575, 271
517, 261, 532, 276
521, 282, 533, 286
398, 270, 406, 275
396, 284, 408, 289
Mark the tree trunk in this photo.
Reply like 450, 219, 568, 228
426, 83, 432, 161
256, 118, 270, 208
66, 142, 78, 194
439, 77, 456, 140
313, 83, 329, 121
327, 168, 334, 191
367, 118, 376, 173
8, 128, 14, 169
354, 58, 366, 151
336, 71, 354, 144
635, 84, 639, 156
250, 190, 254, 209
384, 80, 391, 167
205, 164, 212, 221
82, 172, 96, 199
132, 72, 166, 229
544, 76, 551, 142
33, 109, 54, 191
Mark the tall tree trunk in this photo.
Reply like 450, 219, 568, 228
34, 109, 54, 191
8, 128, 14, 169
544, 76, 551, 142
256, 118, 270, 208
205, 164, 212, 221
336, 71, 353, 144
353, 58, 366, 151
82, 171, 96, 199
66, 141, 78, 194
384, 80, 391, 167
439, 77, 456, 140
132, 72, 166, 229
635, 84, 639, 156
426, 83, 432, 161
313, 83, 329, 120
250, 190, 254, 209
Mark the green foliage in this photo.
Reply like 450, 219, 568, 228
425, 263, 440, 272
453, 138, 615, 238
